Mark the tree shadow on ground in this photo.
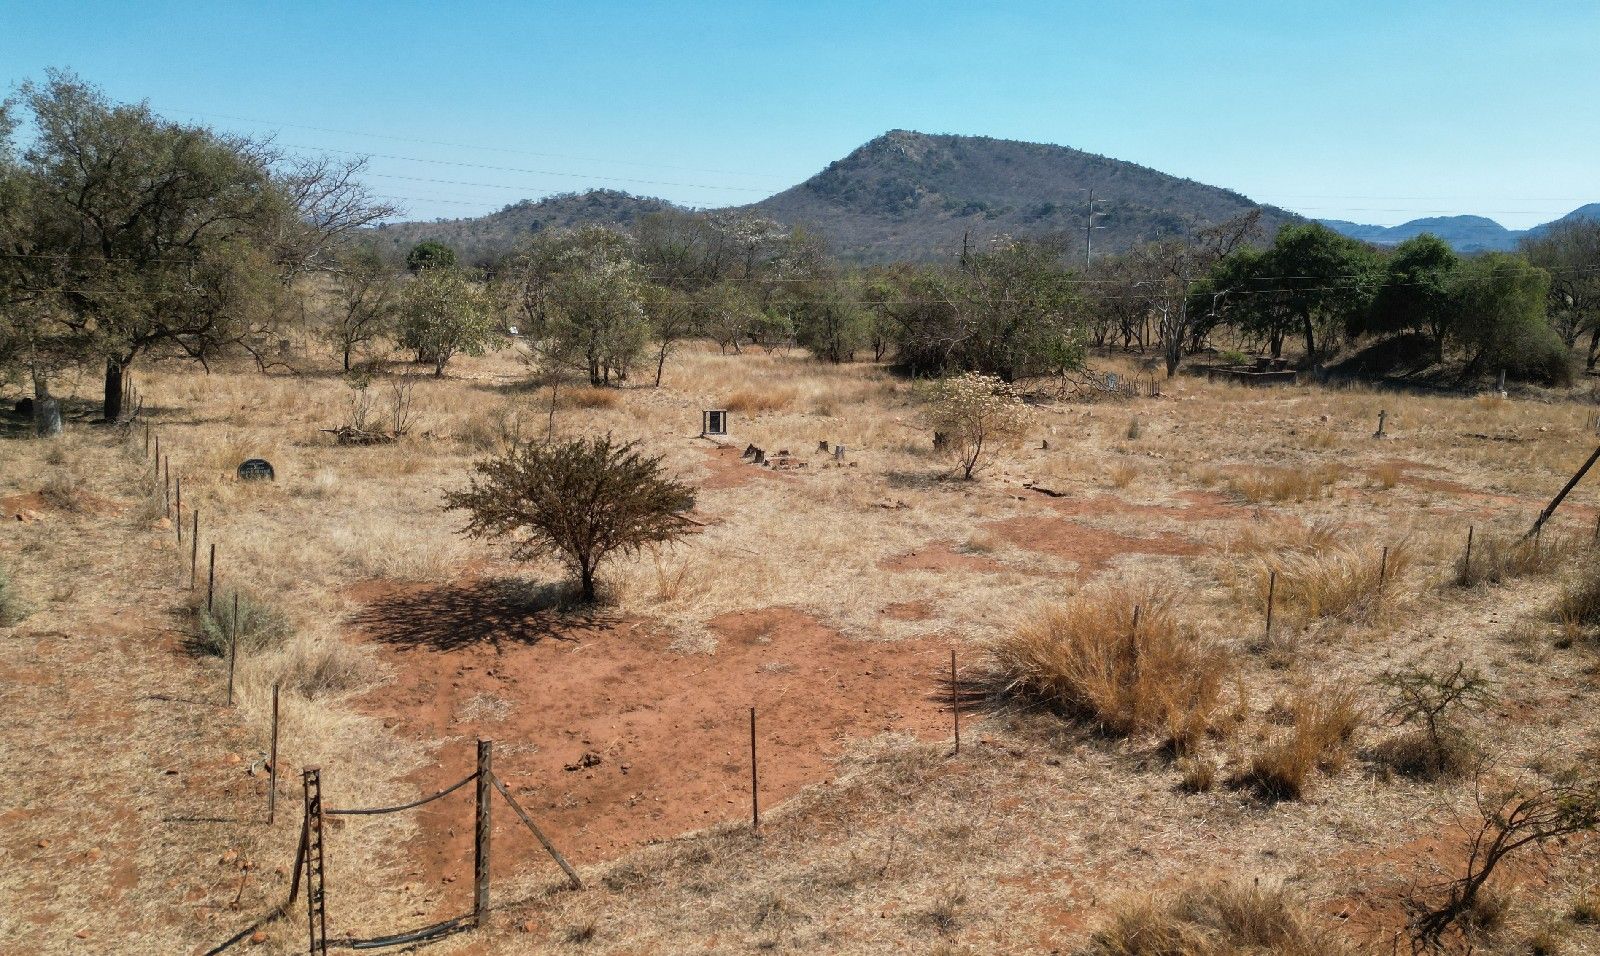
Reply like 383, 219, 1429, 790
348, 576, 621, 652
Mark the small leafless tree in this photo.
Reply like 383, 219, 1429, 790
1405, 771, 1600, 951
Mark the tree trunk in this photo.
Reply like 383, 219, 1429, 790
579, 564, 596, 604
32, 369, 62, 439
433, 354, 446, 378
343, 344, 353, 372
1301, 315, 1317, 369
654, 345, 668, 387
1588, 325, 1599, 371
103, 358, 124, 423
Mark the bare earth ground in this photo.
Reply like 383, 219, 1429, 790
2, 344, 1599, 954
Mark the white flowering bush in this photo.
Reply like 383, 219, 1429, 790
920, 372, 1033, 479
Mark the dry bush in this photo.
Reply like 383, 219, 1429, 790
1235, 687, 1363, 800
1227, 464, 1344, 503
1084, 880, 1356, 956
1455, 532, 1575, 588
1372, 662, 1492, 780
725, 386, 796, 415
193, 589, 292, 657
39, 469, 86, 511
270, 634, 379, 699
986, 590, 1228, 753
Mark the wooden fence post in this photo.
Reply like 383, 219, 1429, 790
950, 649, 959, 756
1265, 569, 1277, 639
749, 708, 760, 834
268, 683, 280, 826
474, 739, 493, 926
207, 544, 216, 613
226, 593, 238, 707
163, 456, 171, 517
189, 509, 199, 590
175, 477, 182, 544
1379, 546, 1389, 590
1464, 525, 1475, 576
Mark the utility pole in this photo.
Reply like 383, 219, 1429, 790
1084, 189, 1107, 270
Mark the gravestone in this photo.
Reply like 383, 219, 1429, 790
237, 458, 276, 482
702, 409, 728, 437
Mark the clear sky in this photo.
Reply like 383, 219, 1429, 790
3, 1, 1596, 229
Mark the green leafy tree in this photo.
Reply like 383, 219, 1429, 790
789, 281, 869, 362
1218, 224, 1379, 366
539, 228, 651, 385
1450, 253, 1565, 382
446, 435, 696, 604
406, 240, 458, 273
1365, 233, 1459, 363
398, 267, 502, 377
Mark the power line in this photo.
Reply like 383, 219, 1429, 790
155, 105, 770, 179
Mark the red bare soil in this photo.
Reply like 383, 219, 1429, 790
880, 541, 1013, 575
347, 582, 949, 896
1042, 489, 1251, 523
695, 444, 797, 490
982, 515, 1201, 574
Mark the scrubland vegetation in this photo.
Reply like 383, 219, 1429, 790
3, 73, 1600, 956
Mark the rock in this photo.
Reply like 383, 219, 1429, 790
224, 753, 242, 765
249, 929, 269, 944
564, 751, 603, 771
221, 849, 238, 864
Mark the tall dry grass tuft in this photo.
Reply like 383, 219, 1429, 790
1230, 517, 1343, 557
1455, 532, 1576, 588
1084, 880, 1357, 956
724, 386, 797, 415
1266, 541, 1414, 624
986, 590, 1228, 753
1234, 687, 1363, 800
1226, 464, 1345, 503
1556, 556, 1600, 638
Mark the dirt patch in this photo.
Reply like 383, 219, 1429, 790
881, 600, 935, 621
349, 590, 949, 898
880, 541, 1012, 575
696, 444, 795, 491
1, 489, 122, 519
983, 516, 1201, 575
1041, 490, 1251, 523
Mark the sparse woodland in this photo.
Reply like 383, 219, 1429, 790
5, 75, 1600, 956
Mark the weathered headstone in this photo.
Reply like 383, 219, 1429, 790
237, 458, 276, 482
702, 409, 728, 436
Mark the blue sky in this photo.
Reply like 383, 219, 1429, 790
3, 1, 1596, 229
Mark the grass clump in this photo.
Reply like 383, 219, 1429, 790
1084, 880, 1355, 956
0, 563, 30, 626
1227, 464, 1344, 503
193, 589, 292, 657
986, 590, 1227, 753
724, 386, 796, 415
1455, 532, 1574, 588
1235, 688, 1363, 800
1556, 558, 1600, 638
1268, 541, 1412, 624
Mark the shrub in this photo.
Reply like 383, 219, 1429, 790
986, 591, 1227, 753
1084, 880, 1355, 956
446, 434, 696, 604
1374, 662, 1492, 779
194, 590, 292, 658
277, 636, 376, 698
563, 386, 622, 410
919, 372, 1033, 480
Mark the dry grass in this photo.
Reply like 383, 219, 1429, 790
1235, 687, 1363, 800
1267, 540, 1415, 625
986, 590, 1228, 753
724, 385, 797, 415
1455, 532, 1577, 588
562, 386, 622, 410
1225, 463, 1345, 503
1084, 880, 1357, 955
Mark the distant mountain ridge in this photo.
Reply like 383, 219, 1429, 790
1320, 203, 1600, 252
367, 130, 1301, 264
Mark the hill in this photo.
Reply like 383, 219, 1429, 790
1321, 204, 1600, 252
364, 189, 677, 264
365, 130, 1301, 264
